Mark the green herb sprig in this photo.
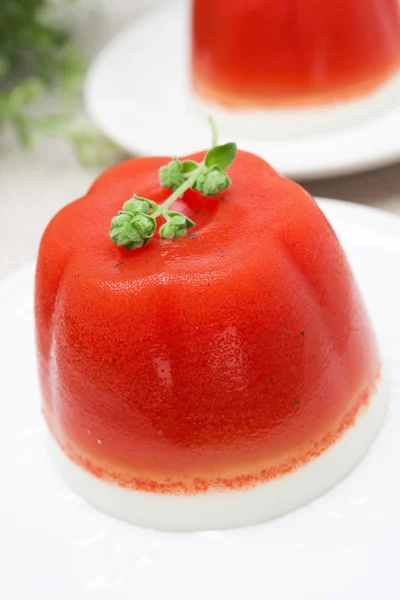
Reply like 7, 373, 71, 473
110, 119, 237, 250
0, 0, 119, 165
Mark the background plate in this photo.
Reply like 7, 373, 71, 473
85, 0, 400, 181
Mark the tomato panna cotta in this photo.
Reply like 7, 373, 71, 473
191, 0, 400, 135
35, 121, 385, 531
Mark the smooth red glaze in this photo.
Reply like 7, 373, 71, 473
192, 0, 400, 107
35, 151, 379, 493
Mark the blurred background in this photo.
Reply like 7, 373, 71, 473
1, 0, 400, 279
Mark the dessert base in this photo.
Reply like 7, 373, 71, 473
190, 73, 400, 138
50, 378, 386, 531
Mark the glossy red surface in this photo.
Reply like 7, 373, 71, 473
35, 151, 379, 493
192, 0, 400, 107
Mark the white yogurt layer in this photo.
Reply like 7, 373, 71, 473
51, 377, 386, 531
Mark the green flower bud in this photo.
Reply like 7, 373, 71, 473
131, 214, 156, 239
110, 214, 143, 249
110, 213, 132, 228
123, 196, 158, 215
123, 198, 150, 214
160, 212, 195, 239
194, 169, 231, 196
160, 222, 185, 239
159, 159, 184, 190
109, 213, 156, 250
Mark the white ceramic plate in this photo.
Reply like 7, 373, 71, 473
85, 0, 400, 181
1, 199, 399, 599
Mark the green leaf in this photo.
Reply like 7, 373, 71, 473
205, 142, 237, 171
181, 160, 199, 174
185, 217, 195, 229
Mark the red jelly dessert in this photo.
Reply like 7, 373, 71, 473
35, 129, 384, 530
191, 0, 400, 134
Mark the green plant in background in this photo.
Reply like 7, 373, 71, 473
0, 0, 120, 165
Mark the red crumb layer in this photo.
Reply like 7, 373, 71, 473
192, 0, 400, 108
36, 151, 380, 497
48, 372, 379, 494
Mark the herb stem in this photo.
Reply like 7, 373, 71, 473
209, 116, 218, 148
153, 163, 205, 217
153, 118, 219, 218
110, 119, 236, 249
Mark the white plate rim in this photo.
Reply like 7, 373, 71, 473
2, 198, 400, 598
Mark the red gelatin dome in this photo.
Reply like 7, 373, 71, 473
36, 149, 383, 529
192, 0, 400, 108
